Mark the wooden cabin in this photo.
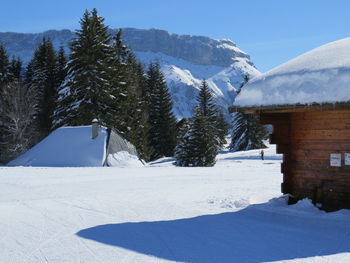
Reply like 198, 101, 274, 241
230, 38, 350, 211
230, 104, 350, 211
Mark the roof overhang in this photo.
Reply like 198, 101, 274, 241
229, 102, 350, 114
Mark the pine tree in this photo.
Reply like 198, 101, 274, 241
214, 111, 228, 148
229, 74, 268, 152
8, 56, 22, 80
106, 29, 133, 131
55, 9, 112, 126
54, 46, 67, 123
0, 44, 10, 163
55, 46, 67, 87
0, 44, 10, 86
26, 38, 58, 139
175, 80, 221, 166
105, 29, 153, 161
174, 118, 192, 166
123, 56, 154, 161
53, 12, 154, 160
196, 80, 228, 148
146, 62, 177, 159
229, 112, 268, 151
196, 80, 217, 119
189, 108, 218, 166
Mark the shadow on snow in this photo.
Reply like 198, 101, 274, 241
76, 203, 350, 263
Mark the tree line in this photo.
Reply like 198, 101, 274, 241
0, 8, 267, 166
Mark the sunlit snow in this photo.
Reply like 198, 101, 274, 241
1, 145, 350, 262
235, 37, 350, 107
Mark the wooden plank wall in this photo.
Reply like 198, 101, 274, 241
261, 110, 350, 211
290, 110, 350, 211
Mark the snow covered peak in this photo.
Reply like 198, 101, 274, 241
137, 51, 260, 119
234, 37, 350, 107
0, 28, 260, 119
0, 28, 252, 68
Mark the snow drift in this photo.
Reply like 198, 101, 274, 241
106, 151, 144, 168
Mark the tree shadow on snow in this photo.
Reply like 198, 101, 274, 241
76, 203, 350, 263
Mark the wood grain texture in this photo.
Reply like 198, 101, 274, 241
258, 109, 350, 211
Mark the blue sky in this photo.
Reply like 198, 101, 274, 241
1, 0, 350, 72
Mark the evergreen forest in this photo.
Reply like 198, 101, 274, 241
0, 9, 267, 166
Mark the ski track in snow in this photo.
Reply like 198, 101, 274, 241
1, 145, 350, 262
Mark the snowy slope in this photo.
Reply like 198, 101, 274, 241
1, 146, 350, 262
235, 37, 350, 107
137, 51, 259, 118
0, 29, 261, 120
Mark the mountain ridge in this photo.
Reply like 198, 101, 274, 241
0, 28, 261, 120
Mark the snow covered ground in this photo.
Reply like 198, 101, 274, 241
1, 145, 350, 262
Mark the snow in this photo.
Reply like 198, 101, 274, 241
234, 37, 350, 107
106, 151, 144, 168
8, 126, 142, 168
136, 51, 260, 119
0, 30, 261, 122
1, 145, 350, 262
8, 126, 107, 167
217, 42, 247, 54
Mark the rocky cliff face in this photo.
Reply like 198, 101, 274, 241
0, 28, 260, 120
122, 28, 252, 67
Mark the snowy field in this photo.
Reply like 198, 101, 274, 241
1, 146, 350, 262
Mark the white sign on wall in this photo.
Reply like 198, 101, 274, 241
330, 153, 342, 167
345, 153, 350, 166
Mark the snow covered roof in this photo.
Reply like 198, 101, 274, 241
234, 38, 350, 107
8, 126, 143, 167
8, 126, 108, 167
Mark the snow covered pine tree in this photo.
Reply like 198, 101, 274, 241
26, 38, 62, 140
229, 112, 268, 151
54, 10, 153, 161
145, 62, 177, 160
54, 9, 112, 126
175, 80, 227, 166
229, 74, 268, 152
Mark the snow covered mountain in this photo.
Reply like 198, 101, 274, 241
0, 28, 260, 120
